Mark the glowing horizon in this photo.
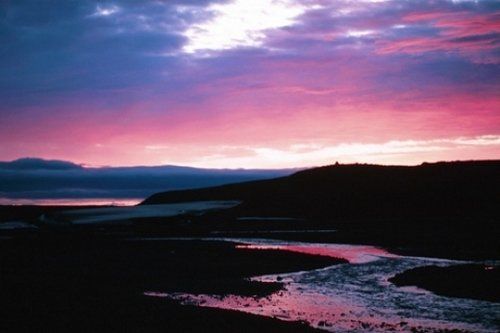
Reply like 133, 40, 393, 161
1, 0, 499, 168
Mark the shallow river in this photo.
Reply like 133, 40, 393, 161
146, 238, 500, 333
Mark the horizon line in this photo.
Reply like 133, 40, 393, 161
2, 156, 499, 171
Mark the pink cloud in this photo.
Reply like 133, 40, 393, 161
378, 11, 500, 63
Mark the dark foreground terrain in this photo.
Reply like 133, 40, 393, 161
389, 264, 500, 303
0, 233, 342, 332
1, 161, 499, 331
141, 161, 500, 260
143, 161, 500, 222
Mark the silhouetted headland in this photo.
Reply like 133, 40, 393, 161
142, 160, 500, 259
1, 160, 499, 332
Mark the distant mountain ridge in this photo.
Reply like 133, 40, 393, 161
142, 160, 500, 221
0, 158, 297, 201
0, 158, 83, 170
0, 157, 296, 173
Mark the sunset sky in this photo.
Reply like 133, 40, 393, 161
1, 0, 499, 168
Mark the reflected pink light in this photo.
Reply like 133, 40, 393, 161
0, 197, 141, 206
145, 285, 475, 333
145, 241, 488, 333
235, 244, 397, 264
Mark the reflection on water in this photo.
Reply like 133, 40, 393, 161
0, 197, 142, 206
235, 242, 398, 264
146, 239, 500, 333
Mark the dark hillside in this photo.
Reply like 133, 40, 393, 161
142, 161, 500, 221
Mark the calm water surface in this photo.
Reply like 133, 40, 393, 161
146, 238, 500, 333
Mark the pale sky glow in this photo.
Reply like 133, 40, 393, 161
182, 0, 307, 53
346, 30, 376, 37
92, 5, 119, 17
159, 135, 500, 169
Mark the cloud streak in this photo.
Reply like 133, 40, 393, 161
183, 135, 500, 168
